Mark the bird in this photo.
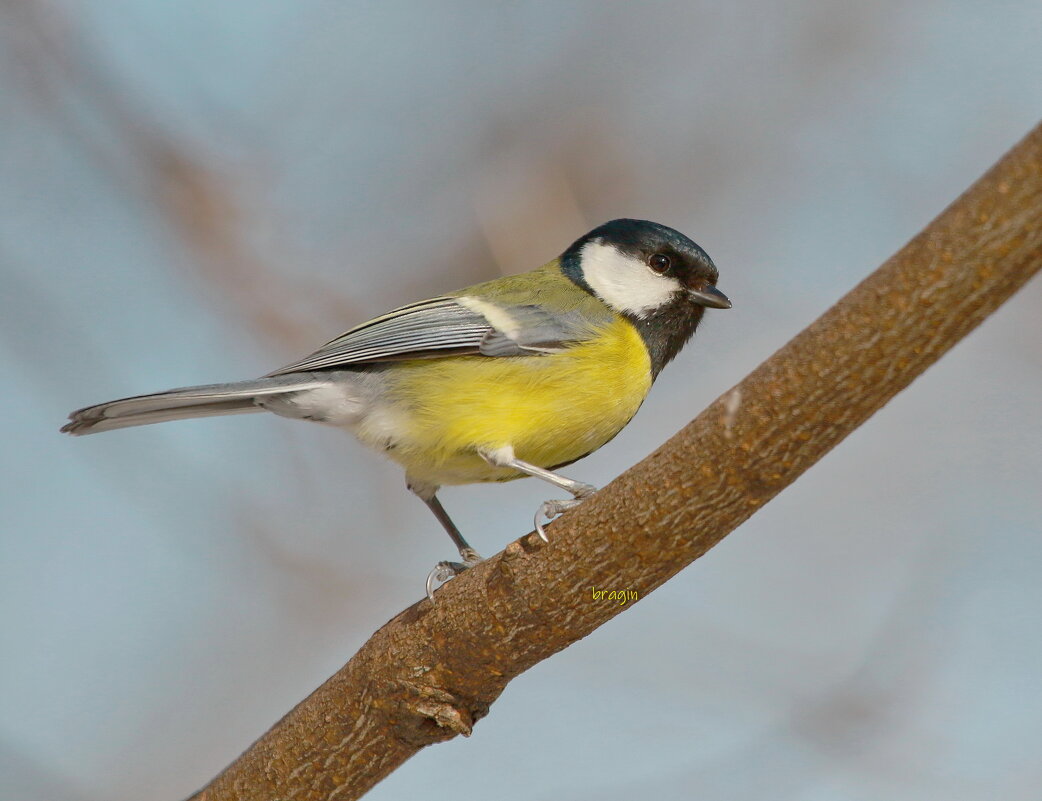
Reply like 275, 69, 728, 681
62, 218, 731, 599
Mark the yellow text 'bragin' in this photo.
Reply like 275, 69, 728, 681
590, 586, 639, 606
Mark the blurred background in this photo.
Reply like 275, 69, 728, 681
2, 2, 1041, 799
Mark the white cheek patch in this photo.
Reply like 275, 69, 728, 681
580, 240, 681, 317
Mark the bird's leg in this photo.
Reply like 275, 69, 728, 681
409, 480, 483, 601
479, 446, 597, 542
422, 493, 482, 564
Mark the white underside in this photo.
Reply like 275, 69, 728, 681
258, 372, 406, 453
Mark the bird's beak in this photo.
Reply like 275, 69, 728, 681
688, 284, 732, 309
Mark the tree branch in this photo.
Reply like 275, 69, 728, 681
189, 121, 1042, 801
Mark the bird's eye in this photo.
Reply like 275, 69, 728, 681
648, 254, 671, 273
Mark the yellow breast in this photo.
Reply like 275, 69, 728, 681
372, 317, 652, 486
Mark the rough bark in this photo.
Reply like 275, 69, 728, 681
189, 121, 1042, 801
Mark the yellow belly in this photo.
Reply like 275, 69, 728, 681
370, 317, 652, 486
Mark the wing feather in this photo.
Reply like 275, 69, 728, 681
266, 295, 604, 375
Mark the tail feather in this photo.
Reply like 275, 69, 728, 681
61, 377, 328, 435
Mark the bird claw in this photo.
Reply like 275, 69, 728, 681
534, 496, 589, 543
572, 482, 598, 499
425, 552, 483, 602
426, 480, 598, 600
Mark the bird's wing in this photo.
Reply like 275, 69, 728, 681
266, 296, 600, 375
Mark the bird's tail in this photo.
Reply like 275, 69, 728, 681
61, 376, 329, 435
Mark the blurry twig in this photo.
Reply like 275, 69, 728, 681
2, 0, 385, 604
0, 0, 355, 352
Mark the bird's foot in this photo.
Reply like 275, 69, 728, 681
426, 550, 483, 602
534, 484, 597, 542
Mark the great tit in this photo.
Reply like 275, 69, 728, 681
63, 218, 730, 597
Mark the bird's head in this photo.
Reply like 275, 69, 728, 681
560, 219, 730, 377
561, 218, 730, 319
